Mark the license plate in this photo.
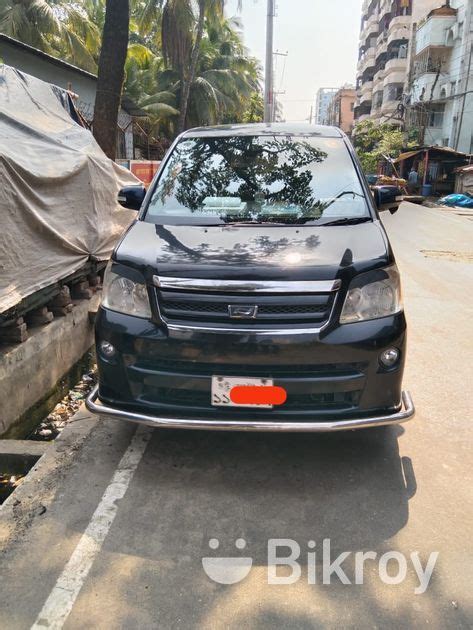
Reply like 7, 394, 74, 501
211, 376, 274, 408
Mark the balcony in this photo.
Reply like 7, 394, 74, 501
379, 0, 393, 20
415, 14, 457, 55
388, 16, 411, 46
372, 90, 384, 112
361, 80, 374, 99
384, 56, 408, 77
381, 100, 398, 115
355, 99, 373, 119
373, 71, 385, 93
366, 12, 380, 36
376, 37, 388, 59
414, 48, 449, 78
410, 72, 442, 103
358, 48, 376, 74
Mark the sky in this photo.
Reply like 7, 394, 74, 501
225, 0, 363, 121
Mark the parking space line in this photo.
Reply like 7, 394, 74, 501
31, 424, 153, 630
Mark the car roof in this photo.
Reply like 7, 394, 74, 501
181, 122, 343, 138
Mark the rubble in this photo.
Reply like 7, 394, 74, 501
30, 368, 97, 441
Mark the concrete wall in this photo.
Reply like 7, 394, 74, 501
0, 297, 99, 437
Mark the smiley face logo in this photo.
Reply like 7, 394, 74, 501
202, 538, 253, 584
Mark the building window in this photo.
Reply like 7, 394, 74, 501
384, 83, 404, 102
428, 104, 445, 128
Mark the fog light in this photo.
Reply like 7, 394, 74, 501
100, 340, 116, 358
380, 347, 400, 368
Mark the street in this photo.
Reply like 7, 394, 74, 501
0, 202, 472, 629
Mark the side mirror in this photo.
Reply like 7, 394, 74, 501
118, 186, 146, 211
373, 185, 402, 215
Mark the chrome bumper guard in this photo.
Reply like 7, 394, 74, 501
86, 386, 415, 433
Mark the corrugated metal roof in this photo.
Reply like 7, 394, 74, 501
394, 146, 471, 163
393, 150, 422, 163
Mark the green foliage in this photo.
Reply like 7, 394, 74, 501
0, 0, 262, 141
241, 92, 264, 123
0, 0, 101, 71
352, 119, 415, 173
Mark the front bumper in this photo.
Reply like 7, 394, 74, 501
86, 385, 414, 432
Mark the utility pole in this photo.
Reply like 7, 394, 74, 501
264, 0, 275, 123
454, 44, 472, 150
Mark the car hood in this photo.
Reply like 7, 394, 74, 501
115, 220, 391, 282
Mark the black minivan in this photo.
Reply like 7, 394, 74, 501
86, 123, 414, 432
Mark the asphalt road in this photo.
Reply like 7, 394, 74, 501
1, 203, 472, 629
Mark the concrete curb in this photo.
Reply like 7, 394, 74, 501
0, 440, 49, 474
0, 295, 100, 437
0, 405, 99, 550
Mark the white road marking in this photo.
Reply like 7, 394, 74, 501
31, 425, 153, 630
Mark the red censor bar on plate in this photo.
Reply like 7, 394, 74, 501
230, 385, 287, 406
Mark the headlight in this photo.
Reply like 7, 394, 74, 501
340, 265, 402, 324
102, 264, 152, 319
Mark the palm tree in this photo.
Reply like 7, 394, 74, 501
0, 0, 100, 72
138, 0, 243, 133
148, 15, 259, 132
124, 45, 179, 138
93, 0, 130, 158
198, 16, 260, 125
176, 0, 225, 133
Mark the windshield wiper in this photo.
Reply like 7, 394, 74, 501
222, 220, 289, 226
318, 217, 372, 226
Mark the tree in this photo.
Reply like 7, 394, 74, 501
242, 92, 264, 123
162, 0, 226, 133
0, 0, 100, 71
139, 0, 248, 133
352, 119, 411, 173
153, 11, 259, 131
93, 0, 130, 159
2, 0, 258, 147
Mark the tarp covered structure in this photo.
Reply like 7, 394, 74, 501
0, 65, 139, 314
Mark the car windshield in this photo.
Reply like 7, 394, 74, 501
144, 135, 370, 226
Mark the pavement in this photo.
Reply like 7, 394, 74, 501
0, 202, 472, 629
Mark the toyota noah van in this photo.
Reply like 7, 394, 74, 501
86, 123, 415, 432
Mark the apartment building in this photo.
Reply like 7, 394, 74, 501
407, 1, 473, 152
354, 0, 473, 153
355, 0, 413, 125
326, 86, 357, 134
315, 88, 338, 124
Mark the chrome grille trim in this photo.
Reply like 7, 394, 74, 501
153, 276, 341, 294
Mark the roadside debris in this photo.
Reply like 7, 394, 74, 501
421, 250, 473, 264
0, 474, 24, 504
30, 368, 97, 441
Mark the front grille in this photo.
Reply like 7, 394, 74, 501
156, 288, 336, 326
130, 357, 367, 379
140, 386, 361, 411
163, 301, 327, 316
